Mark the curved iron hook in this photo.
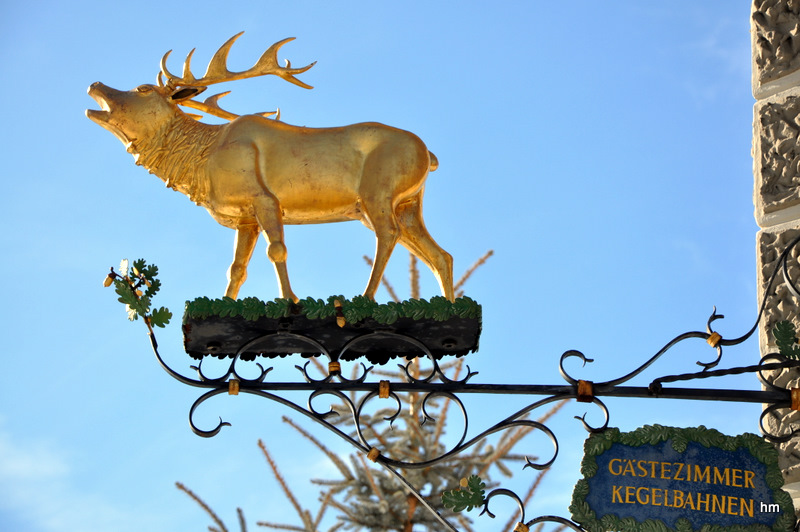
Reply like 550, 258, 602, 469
559, 350, 594, 385
759, 353, 794, 392
480, 488, 525, 522
525, 515, 586, 531
574, 397, 610, 434
760, 403, 800, 443
419, 391, 469, 448
295, 360, 373, 384
307, 387, 355, 422
188, 388, 232, 437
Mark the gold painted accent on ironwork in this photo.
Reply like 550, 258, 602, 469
577, 380, 594, 403
86, 33, 454, 302
459, 477, 469, 488
367, 448, 380, 462
707, 332, 722, 348
513, 523, 529, 532
792, 388, 800, 411
379, 380, 390, 399
328, 361, 341, 374
228, 378, 240, 395
334, 299, 346, 328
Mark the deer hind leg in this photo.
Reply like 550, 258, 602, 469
396, 195, 454, 301
225, 225, 260, 299
253, 195, 298, 302
361, 201, 401, 300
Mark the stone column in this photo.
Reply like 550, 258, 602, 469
753, 0, 800, 510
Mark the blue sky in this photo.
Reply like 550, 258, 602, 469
0, 1, 764, 530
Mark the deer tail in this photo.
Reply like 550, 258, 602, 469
428, 151, 439, 172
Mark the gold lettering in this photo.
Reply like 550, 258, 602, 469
694, 465, 710, 484
684, 492, 696, 511
649, 461, 658, 478
712, 494, 726, 514
740, 498, 754, 517
713, 468, 730, 486
696, 492, 710, 512
609, 482, 755, 518
672, 490, 684, 509
744, 470, 755, 489
731, 469, 742, 488
727, 496, 738, 516
660, 462, 672, 480
674, 462, 684, 481
622, 460, 636, 476
609, 459, 622, 476
652, 488, 662, 507
636, 460, 648, 477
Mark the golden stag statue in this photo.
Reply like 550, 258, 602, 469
87, 33, 454, 302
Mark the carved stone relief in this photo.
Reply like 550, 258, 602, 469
758, 227, 800, 349
758, 226, 800, 483
755, 89, 800, 223
753, 0, 800, 87
752, 0, 800, 506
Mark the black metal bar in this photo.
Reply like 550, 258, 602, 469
598, 385, 788, 404
230, 380, 789, 404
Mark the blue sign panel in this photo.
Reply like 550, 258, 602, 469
570, 425, 796, 532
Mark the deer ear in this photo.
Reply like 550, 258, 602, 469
170, 86, 206, 101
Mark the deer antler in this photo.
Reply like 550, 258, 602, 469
159, 33, 316, 91
178, 91, 279, 121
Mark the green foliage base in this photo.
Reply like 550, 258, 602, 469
184, 294, 481, 325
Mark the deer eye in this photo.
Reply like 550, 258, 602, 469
135, 85, 153, 93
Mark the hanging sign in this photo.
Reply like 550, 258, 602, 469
570, 425, 796, 532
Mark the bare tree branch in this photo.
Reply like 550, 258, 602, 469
238, 508, 248, 532
258, 440, 315, 530
409, 254, 420, 300
454, 250, 494, 296
281, 416, 353, 481
175, 482, 229, 532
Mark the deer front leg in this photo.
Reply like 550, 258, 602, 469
225, 225, 259, 299
253, 196, 298, 302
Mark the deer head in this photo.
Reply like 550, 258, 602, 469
86, 82, 192, 145
86, 33, 316, 144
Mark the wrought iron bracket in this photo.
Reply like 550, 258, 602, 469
142, 319, 800, 531
136, 234, 800, 530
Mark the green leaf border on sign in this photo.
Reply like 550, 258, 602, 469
184, 295, 481, 325
569, 425, 796, 532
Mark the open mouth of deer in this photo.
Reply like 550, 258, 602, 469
85, 82, 111, 124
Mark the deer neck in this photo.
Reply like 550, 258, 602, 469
127, 112, 220, 205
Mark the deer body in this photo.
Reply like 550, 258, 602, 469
87, 35, 453, 302
209, 117, 433, 223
